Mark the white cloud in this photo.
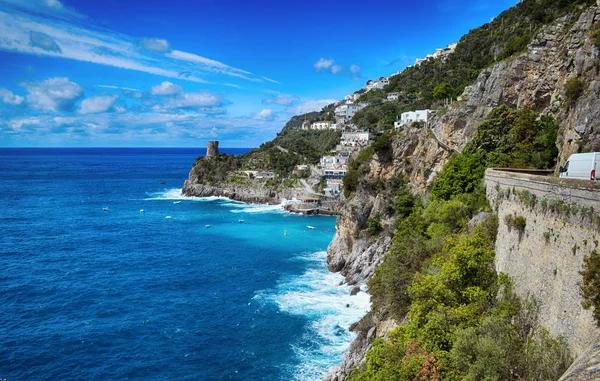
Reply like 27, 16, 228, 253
261, 76, 281, 84
0, 88, 25, 105
330, 65, 343, 74
288, 99, 336, 115
79, 95, 118, 114
150, 81, 182, 95
263, 94, 299, 106
350, 64, 361, 74
314, 58, 334, 71
29, 30, 61, 52
137, 37, 171, 53
97, 85, 141, 92
22, 77, 84, 112
254, 108, 274, 120
160, 92, 222, 111
0, 9, 269, 85
0, 0, 84, 19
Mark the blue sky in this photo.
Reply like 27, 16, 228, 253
0, 0, 519, 147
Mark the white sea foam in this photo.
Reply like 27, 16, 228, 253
224, 200, 285, 214
144, 188, 229, 201
254, 251, 370, 381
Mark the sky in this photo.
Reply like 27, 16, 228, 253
0, 0, 520, 148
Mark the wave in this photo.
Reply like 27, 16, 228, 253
144, 188, 230, 201
254, 251, 370, 381
226, 201, 285, 214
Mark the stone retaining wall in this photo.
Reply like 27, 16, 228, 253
485, 168, 600, 357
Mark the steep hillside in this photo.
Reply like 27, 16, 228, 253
325, 3, 600, 380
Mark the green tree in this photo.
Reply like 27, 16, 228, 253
433, 83, 454, 100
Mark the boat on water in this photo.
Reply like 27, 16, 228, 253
140, 209, 145, 213
173, 201, 181, 204
238, 219, 245, 223
103, 207, 109, 211
307, 225, 316, 230
205, 224, 211, 228
166, 216, 172, 219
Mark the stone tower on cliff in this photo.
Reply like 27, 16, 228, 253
206, 141, 219, 158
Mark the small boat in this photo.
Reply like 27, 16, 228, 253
307, 225, 316, 230
173, 201, 181, 204
166, 216, 172, 219
140, 209, 145, 213
205, 224, 211, 229
238, 219, 245, 223
103, 207, 109, 211
159, 181, 166, 184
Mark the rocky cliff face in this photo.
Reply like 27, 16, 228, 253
325, 5, 600, 380
182, 169, 295, 205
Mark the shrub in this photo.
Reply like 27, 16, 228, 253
564, 78, 586, 104
367, 217, 382, 235
504, 214, 527, 233
580, 250, 600, 326
430, 153, 486, 200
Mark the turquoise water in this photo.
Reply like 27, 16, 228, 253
0, 148, 369, 380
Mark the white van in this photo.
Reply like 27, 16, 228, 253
559, 152, 599, 180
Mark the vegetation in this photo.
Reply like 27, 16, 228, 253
580, 250, 600, 326
462, 105, 558, 170
348, 93, 574, 379
591, 22, 600, 48
564, 78, 587, 105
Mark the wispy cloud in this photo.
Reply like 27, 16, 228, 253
254, 108, 275, 120
263, 93, 299, 106
0, 88, 25, 104
97, 85, 142, 92
287, 99, 336, 115
0, 0, 85, 19
79, 95, 118, 114
29, 30, 61, 52
137, 37, 171, 53
0, 6, 271, 86
261, 76, 281, 84
314, 58, 334, 71
330, 64, 343, 74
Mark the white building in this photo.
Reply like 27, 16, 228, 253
320, 155, 348, 169
414, 42, 457, 67
301, 120, 311, 130
394, 110, 432, 129
311, 121, 335, 130
345, 93, 361, 103
335, 103, 368, 123
341, 131, 371, 146
387, 92, 401, 101
323, 169, 347, 180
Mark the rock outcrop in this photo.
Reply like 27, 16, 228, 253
559, 342, 600, 381
182, 177, 295, 205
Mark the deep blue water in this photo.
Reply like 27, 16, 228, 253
0, 148, 369, 381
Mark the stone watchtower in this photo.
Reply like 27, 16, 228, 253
206, 141, 219, 158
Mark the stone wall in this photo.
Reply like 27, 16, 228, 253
485, 168, 600, 357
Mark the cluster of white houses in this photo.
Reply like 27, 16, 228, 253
413, 42, 457, 67
319, 131, 373, 195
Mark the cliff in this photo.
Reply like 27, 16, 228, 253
182, 175, 294, 205
325, 5, 600, 380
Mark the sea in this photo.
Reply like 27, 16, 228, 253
0, 148, 369, 381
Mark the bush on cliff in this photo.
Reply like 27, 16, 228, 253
580, 249, 600, 326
